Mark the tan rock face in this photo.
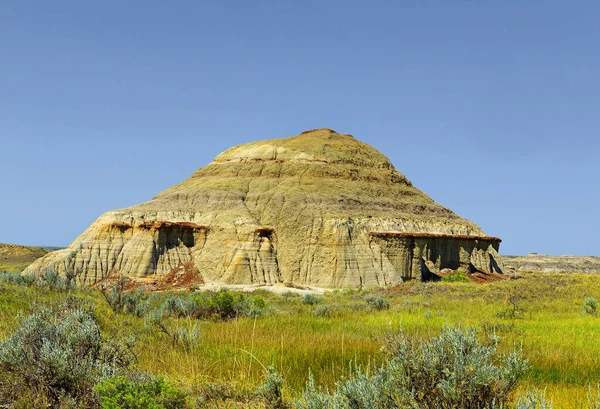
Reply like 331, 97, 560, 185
25, 129, 502, 288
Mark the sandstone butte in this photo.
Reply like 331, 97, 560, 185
25, 129, 505, 289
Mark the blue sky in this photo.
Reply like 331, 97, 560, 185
1, 1, 598, 256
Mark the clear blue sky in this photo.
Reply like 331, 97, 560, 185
1, 1, 598, 256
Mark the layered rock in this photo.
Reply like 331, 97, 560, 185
504, 254, 600, 274
25, 129, 503, 288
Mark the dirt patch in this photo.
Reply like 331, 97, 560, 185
153, 261, 205, 291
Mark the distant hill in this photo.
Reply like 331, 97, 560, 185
504, 254, 600, 274
0, 243, 48, 273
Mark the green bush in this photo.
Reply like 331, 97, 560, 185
282, 291, 300, 300
441, 269, 470, 282
101, 276, 149, 317
144, 309, 200, 351
297, 326, 530, 409
162, 296, 198, 318
256, 366, 285, 408
302, 294, 322, 306
0, 301, 135, 406
160, 290, 268, 321
0, 271, 37, 286
584, 297, 598, 316
513, 390, 553, 409
94, 376, 187, 409
365, 294, 390, 310
313, 304, 333, 318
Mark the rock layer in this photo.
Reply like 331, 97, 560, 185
26, 129, 502, 288
504, 254, 600, 274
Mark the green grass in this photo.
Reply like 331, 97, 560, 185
1, 273, 600, 408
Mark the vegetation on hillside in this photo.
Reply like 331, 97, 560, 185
0, 243, 47, 272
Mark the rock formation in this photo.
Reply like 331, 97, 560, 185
25, 129, 503, 288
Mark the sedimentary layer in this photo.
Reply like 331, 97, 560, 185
25, 129, 501, 288
504, 254, 600, 274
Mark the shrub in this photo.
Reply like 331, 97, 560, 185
101, 276, 148, 317
584, 297, 598, 316
513, 390, 553, 409
145, 309, 200, 351
297, 326, 530, 409
496, 294, 528, 319
302, 294, 322, 306
365, 294, 390, 311
201, 289, 263, 320
256, 366, 285, 408
282, 291, 300, 300
162, 296, 198, 318
158, 291, 269, 322
441, 269, 470, 282
94, 376, 187, 409
313, 304, 333, 318
0, 271, 37, 287
234, 295, 268, 319
589, 384, 600, 409
33, 266, 78, 291
0, 301, 135, 406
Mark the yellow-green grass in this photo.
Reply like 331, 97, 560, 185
1, 273, 599, 408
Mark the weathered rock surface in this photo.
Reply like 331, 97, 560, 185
25, 129, 502, 288
504, 254, 600, 274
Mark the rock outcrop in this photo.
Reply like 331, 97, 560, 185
25, 129, 503, 288
504, 254, 600, 274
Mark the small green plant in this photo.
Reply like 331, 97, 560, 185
513, 389, 554, 409
365, 294, 390, 311
94, 376, 187, 409
441, 269, 470, 282
282, 291, 300, 300
145, 309, 200, 351
101, 276, 148, 317
162, 296, 198, 318
302, 294, 322, 305
584, 297, 598, 316
496, 294, 528, 319
313, 304, 332, 318
256, 366, 285, 408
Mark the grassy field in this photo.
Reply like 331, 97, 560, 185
0, 273, 599, 408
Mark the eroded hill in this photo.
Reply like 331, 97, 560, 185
0, 243, 48, 272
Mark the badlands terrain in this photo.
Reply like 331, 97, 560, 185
1, 130, 599, 408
